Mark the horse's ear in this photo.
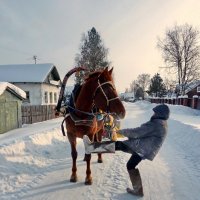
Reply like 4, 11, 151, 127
104, 67, 108, 71
109, 67, 113, 75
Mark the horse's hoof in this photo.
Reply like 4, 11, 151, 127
70, 175, 78, 182
97, 159, 103, 163
85, 178, 93, 185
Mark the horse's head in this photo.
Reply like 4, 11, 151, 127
89, 67, 126, 119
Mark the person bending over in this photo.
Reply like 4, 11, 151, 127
83, 104, 170, 197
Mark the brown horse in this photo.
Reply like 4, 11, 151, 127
57, 67, 125, 185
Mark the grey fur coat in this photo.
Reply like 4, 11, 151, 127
118, 118, 168, 161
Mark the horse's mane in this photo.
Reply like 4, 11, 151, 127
84, 71, 102, 81
84, 69, 112, 82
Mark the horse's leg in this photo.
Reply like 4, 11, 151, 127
69, 136, 78, 182
97, 153, 103, 163
96, 130, 103, 163
84, 153, 92, 185
84, 134, 93, 185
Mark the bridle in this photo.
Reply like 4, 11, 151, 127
93, 79, 120, 112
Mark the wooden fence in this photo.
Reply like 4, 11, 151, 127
22, 105, 56, 124
149, 95, 200, 110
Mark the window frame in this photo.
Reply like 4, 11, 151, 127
54, 92, 57, 103
44, 91, 48, 103
49, 92, 53, 104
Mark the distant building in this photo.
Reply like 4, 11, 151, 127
0, 82, 26, 133
185, 80, 200, 98
174, 81, 200, 98
120, 92, 135, 101
0, 63, 61, 105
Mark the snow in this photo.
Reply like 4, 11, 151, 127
0, 82, 26, 99
0, 101, 200, 200
0, 63, 58, 83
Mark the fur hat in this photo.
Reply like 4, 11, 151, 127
153, 104, 170, 120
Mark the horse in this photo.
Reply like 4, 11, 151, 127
56, 67, 125, 185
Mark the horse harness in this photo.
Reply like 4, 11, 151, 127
60, 79, 120, 137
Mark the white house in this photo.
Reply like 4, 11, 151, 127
0, 63, 61, 105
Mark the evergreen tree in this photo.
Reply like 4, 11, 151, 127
135, 87, 144, 100
148, 73, 167, 97
75, 27, 110, 84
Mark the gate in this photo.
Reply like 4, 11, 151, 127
0, 102, 18, 134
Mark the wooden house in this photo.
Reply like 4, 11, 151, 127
185, 81, 200, 98
0, 82, 26, 134
0, 63, 61, 105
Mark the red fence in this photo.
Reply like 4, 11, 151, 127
149, 95, 200, 110
22, 105, 56, 124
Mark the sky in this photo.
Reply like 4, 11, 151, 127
1, 0, 200, 92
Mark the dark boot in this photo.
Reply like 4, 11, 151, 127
127, 168, 144, 197
83, 135, 115, 154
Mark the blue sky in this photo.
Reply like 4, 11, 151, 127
0, 0, 200, 92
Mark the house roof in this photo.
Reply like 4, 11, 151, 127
185, 80, 200, 94
0, 63, 61, 83
0, 82, 26, 99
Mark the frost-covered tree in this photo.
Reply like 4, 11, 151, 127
75, 27, 110, 84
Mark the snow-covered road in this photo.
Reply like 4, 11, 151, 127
0, 101, 200, 200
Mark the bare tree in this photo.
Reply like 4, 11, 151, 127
130, 80, 137, 92
129, 74, 150, 99
163, 77, 177, 96
137, 73, 150, 92
157, 24, 200, 94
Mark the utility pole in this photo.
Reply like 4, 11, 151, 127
33, 55, 37, 64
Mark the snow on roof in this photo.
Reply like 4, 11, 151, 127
185, 80, 200, 94
0, 63, 60, 83
0, 82, 26, 99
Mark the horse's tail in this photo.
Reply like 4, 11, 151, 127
55, 66, 86, 114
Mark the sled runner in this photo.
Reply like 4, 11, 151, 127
83, 135, 115, 154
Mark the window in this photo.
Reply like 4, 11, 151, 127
44, 92, 48, 103
54, 92, 57, 103
197, 87, 200, 93
24, 91, 30, 102
49, 92, 53, 103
